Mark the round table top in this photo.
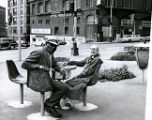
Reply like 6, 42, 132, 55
63, 65, 77, 71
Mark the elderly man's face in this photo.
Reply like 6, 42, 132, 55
90, 48, 99, 56
46, 44, 57, 54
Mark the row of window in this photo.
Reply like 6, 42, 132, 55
9, 27, 23, 34
32, 17, 81, 25
104, 0, 151, 10
8, 0, 23, 7
45, 26, 80, 35
31, 0, 95, 15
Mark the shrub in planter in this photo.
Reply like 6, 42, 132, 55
124, 46, 136, 54
110, 52, 136, 61
99, 65, 136, 82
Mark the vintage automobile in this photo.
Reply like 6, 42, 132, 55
119, 35, 143, 42
0, 38, 18, 50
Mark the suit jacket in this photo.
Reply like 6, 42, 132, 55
22, 48, 61, 92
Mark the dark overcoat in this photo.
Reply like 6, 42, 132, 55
22, 48, 61, 92
65, 54, 103, 100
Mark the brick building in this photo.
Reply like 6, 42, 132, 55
97, 0, 152, 41
29, 0, 151, 44
0, 6, 7, 38
29, 0, 98, 45
8, 0, 30, 42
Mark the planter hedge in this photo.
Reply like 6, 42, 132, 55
110, 52, 136, 61
99, 65, 136, 82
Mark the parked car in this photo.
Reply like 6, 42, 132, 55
21, 42, 30, 47
16, 40, 30, 48
0, 38, 18, 50
119, 35, 144, 43
142, 36, 150, 42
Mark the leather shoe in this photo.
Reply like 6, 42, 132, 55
44, 104, 62, 118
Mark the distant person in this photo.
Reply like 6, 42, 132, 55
22, 40, 69, 118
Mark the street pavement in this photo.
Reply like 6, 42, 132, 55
0, 42, 146, 120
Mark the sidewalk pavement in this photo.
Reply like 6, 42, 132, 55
0, 43, 146, 120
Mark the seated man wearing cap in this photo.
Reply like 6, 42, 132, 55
22, 40, 69, 118
61, 45, 103, 108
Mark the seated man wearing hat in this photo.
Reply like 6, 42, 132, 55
22, 40, 69, 118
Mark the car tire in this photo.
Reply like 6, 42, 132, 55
10, 45, 15, 49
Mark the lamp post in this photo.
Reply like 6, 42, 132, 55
63, 6, 65, 42
17, 0, 21, 61
71, 0, 79, 56
109, 0, 113, 42
135, 44, 149, 84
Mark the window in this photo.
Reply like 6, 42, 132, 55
32, 19, 34, 24
21, 27, 23, 34
13, 8, 17, 15
32, 4, 36, 14
13, 0, 17, 6
20, 7, 23, 14
65, 27, 69, 35
86, 0, 94, 7
77, 0, 81, 9
46, 19, 50, 25
63, 1, 70, 10
38, 2, 43, 14
21, 0, 23, 4
77, 17, 80, 23
77, 27, 80, 35
54, 27, 59, 35
13, 27, 17, 34
32, 38, 36, 42
38, 19, 42, 24
13, 17, 17, 25
45, 1, 51, 12
65, 18, 69, 24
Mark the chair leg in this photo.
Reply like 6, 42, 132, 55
83, 87, 87, 106
40, 92, 45, 116
20, 84, 24, 104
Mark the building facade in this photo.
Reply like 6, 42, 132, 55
8, 0, 30, 42
29, 0, 98, 45
29, 0, 151, 44
97, 0, 152, 41
0, 6, 7, 38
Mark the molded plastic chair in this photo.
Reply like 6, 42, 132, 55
6, 60, 27, 104
6, 60, 46, 115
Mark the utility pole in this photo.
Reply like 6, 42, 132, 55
63, 6, 65, 42
71, 0, 79, 56
17, 0, 21, 61
109, 0, 113, 42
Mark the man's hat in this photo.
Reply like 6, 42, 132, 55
46, 39, 59, 46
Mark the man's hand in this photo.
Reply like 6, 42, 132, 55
39, 65, 50, 71
60, 68, 66, 79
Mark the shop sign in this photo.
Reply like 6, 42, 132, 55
31, 28, 51, 34
50, 13, 72, 18
121, 19, 134, 26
